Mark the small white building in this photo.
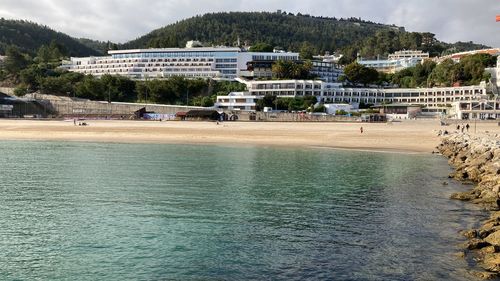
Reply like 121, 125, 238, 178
215, 92, 260, 111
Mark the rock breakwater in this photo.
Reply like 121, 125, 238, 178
438, 133, 500, 279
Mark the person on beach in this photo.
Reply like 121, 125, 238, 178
457, 124, 460, 131
360, 127, 364, 134
466, 124, 470, 132
461, 126, 465, 133
73, 119, 76, 126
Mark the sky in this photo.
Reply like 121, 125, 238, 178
0, 0, 499, 47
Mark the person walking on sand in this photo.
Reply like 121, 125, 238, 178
73, 119, 76, 126
360, 126, 364, 134
466, 123, 470, 132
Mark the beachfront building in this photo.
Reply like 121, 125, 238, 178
214, 92, 259, 111
62, 47, 299, 81
240, 79, 490, 117
450, 99, 500, 120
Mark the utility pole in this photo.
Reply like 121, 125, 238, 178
186, 88, 189, 106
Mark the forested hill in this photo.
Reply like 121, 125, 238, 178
123, 12, 489, 61
0, 12, 490, 61
124, 12, 404, 51
0, 19, 103, 56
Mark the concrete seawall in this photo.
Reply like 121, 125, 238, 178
438, 133, 500, 279
25, 94, 204, 116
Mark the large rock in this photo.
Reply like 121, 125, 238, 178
464, 238, 489, 250
482, 253, 500, 272
470, 270, 499, 280
485, 230, 500, 247
451, 191, 477, 201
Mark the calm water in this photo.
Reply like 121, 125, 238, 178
0, 141, 486, 280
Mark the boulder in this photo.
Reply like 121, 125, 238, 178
482, 253, 500, 272
451, 191, 476, 201
485, 231, 500, 247
470, 270, 499, 280
464, 238, 489, 250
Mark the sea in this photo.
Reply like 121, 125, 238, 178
0, 141, 486, 280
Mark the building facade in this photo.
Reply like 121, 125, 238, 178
63, 47, 299, 81
241, 79, 490, 115
450, 99, 500, 120
311, 61, 343, 83
387, 50, 429, 60
358, 50, 429, 74
215, 92, 258, 111
358, 57, 423, 74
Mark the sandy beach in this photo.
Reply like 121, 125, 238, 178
0, 119, 498, 153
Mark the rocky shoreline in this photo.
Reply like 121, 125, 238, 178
438, 133, 500, 279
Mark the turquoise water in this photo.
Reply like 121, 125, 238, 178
0, 141, 484, 280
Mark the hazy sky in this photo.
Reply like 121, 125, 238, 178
0, 0, 499, 47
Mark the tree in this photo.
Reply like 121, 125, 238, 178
343, 62, 378, 85
272, 60, 313, 79
299, 42, 316, 60
249, 43, 274, 52
3, 45, 30, 75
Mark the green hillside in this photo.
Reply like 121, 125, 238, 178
123, 11, 489, 61
124, 12, 408, 50
0, 18, 103, 56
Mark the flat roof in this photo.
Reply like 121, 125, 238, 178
108, 47, 242, 55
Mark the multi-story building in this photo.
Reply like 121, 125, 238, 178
311, 61, 343, 83
240, 79, 490, 115
214, 92, 258, 111
388, 50, 429, 60
62, 47, 299, 81
436, 48, 500, 63
450, 99, 500, 120
358, 50, 429, 74
358, 57, 423, 74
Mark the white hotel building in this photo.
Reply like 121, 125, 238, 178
220, 79, 492, 116
62, 47, 299, 81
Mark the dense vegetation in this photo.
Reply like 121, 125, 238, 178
123, 12, 488, 63
124, 12, 399, 51
0, 18, 103, 56
341, 54, 497, 87
338, 30, 489, 64
0, 44, 246, 106
0, 12, 490, 64
256, 94, 317, 112
272, 60, 315, 80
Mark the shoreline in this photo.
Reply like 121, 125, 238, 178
0, 119, 454, 153
0, 119, 496, 153
438, 133, 500, 279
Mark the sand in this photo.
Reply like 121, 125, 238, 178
0, 119, 498, 153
